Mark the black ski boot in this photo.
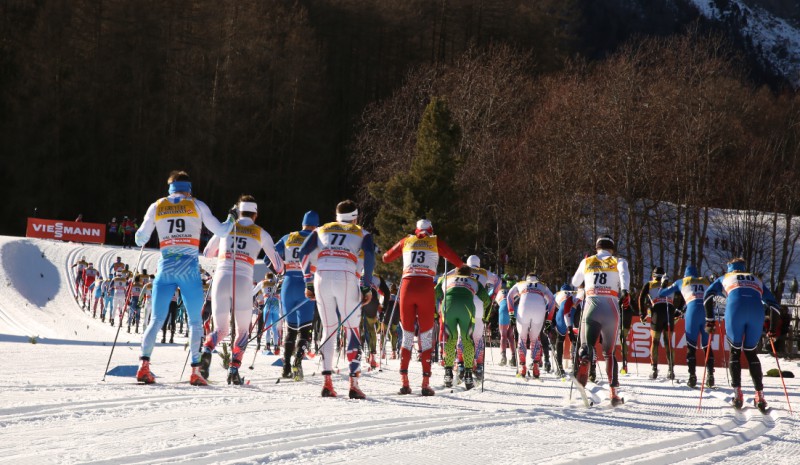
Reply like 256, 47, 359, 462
706, 367, 715, 388
499, 352, 507, 366
199, 350, 212, 380
464, 368, 475, 391
649, 364, 658, 380
475, 363, 484, 382
544, 359, 552, 374
292, 361, 304, 382
227, 366, 244, 385
688, 373, 697, 388
509, 354, 517, 367
589, 363, 597, 383
444, 367, 454, 388
457, 362, 465, 383
281, 362, 292, 379
667, 367, 675, 380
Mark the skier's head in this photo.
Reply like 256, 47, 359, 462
88, 263, 93, 268
335, 200, 359, 224
116, 257, 121, 262
81, 255, 86, 261
457, 265, 473, 276
684, 265, 698, 278
302, 210, 319, 228
167, 170, 191, 195
561, 283, 574, 292
265, 273, 276, 284
727, 257, 746, 273
526, 273, 539, 283
466, 255, 480, 268
237, 194, 257, 219
652, 266, 665, 280
595, 235, 615, 252
415, 219, 433, 238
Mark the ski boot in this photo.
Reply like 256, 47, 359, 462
398, 372, 412, 395
509, 354, 517, 367
127, 325, 131, 334
391, 351, 398, 360
556, 368, 566, 379
457, 362, 465, 383
754, 390, 768, 413
160, 335, 165, 344
532, 362, 540, 379
101, 315, 105, 323
667, 365, 675, 380
110, 319, 115, 327
544, 359, 552, 374
444, 367, 454, 388
368, 353, 378, 370
321, 374, 337, 397
349, 374, 366, 399
274, 346, 280, 356
588, 364, 596, 383
199, 349, 212, 380
516, 366, 527, 378
190, 366, 209, 386
475, 363, 484, 382
706, 369, 715, 388
649, 365, 658, 380
733, 387, 744, 409
620, 363, 628, 375
499, 352, 507, 366
169, 334, 174, 344
688, 373, 697, 388
576, 349, 590, 387
421, 373, 435, 396
464, 369, 475, 390
292, 360, 304, 382
136, 360, 156, 384
610, 387, 624, 406
227, 366, 244, 385
281, 362, 293, 379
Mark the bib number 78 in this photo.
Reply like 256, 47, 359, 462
593, 272, 607, 285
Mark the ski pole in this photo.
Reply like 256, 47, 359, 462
102, 244, 147, 381
769, 337, 793, 415
245, 298, 310, 346
697, 331, 714, 412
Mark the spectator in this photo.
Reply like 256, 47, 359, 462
121, 216, 137, 248
75, 214, 83, 222
107, 217, 120, 245
790, 277, 798, 300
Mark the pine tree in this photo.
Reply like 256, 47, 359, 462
370, 97, 465, 261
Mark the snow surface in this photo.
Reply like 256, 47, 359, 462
1, 236, 799, 464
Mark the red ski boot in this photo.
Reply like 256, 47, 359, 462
136, 360, 155, 384
398, 372, 412, 395
349, 374, 366, 399
321, 374, 337, 397
754, 390, 768, 413
189, 366, 209, 386
421, 373, 435, 396
733, 387, 744, 409
368, 353, 378, 370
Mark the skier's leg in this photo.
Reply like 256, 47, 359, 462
140, 276, 177, 361
204, 275, 232, 351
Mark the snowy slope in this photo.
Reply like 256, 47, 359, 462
1, 236, 799, 464
688, 0, 800, 85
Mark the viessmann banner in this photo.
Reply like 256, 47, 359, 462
26, 218, 106, 244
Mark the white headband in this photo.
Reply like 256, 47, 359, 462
239, 201, 258, 213
336, 209, 358, 222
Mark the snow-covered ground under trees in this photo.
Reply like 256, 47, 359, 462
1, 236, 799, 464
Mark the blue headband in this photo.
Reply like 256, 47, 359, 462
169, 181, 192, 194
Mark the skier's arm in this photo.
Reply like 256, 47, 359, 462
506, 285, 519, 315
658, 280, 681, 298
260, 229, 285, 275
274, 235, 288, 261
703, 278, 724, 320
252, 282, 263, 298
359, 233, 376, 290
203, 235, 220, 258
477, 283, 491, 311
436, 238, 464, 268
571, 259, 586, 289
638, 283, 650, 313
617, 257, 631, 292
562, 297, 574, 328
134, 202, 157, 247
195, 199, 234, 238
434, 276, 445, 302
298, 230, 319, 282
487, 271, 501, 300
381, 237, 405, 263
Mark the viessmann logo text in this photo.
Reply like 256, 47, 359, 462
26, 218, 107, 244
31, 222, 102, 238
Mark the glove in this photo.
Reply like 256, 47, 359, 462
361, 286, 373, 305
483, 312, 491, 324
510, 315, 516, 326
304, 283, 315, 301
660, 277, 670, 288
618, 290, 630, 309
672, 309, 684, 322
639, 313, 649, 323
705, 319, 716, 334
544, 319, 551, 331
567, 326, 577, 343
228, 204, 239, 222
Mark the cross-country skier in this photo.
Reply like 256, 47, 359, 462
571, 236, 630, 405
253, 273, 281, 354
162, 289, 180, 343
134, 170, 235, 386
638, 266, 676, 380
127, 276, 144, 333
274, 211, 319, 381
82, 263, 99, 308
361, 274, 389, 370
506, 273, 554, 379
436, 265, 491, 390
140, 276, 153, 328
703, 257, 780, 411
90, 277, 105, 318
381, 283, 400, 360
109, 256, 125, 279
659, 265, 713, 387
72, 256, 88, 299
299, 200, 375, 399
382, 219, 463, 396
553, 283, 578, 378
102, 278, 114, 322
496, 279, 516, 367
462, 255, 500, 381
110, 270, 128, 326
199, 195, 284, 385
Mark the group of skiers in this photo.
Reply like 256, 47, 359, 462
81, 169, 781, 412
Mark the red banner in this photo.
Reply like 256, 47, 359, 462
565, 316, 741, 368
26, 218, 106, 244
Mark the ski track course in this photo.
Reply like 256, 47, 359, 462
1, 235, 799, 464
